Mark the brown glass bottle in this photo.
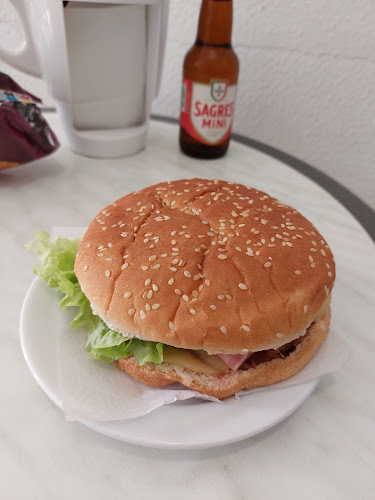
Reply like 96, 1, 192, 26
179, 0, 239, 159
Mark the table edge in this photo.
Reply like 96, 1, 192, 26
152, 114, 375, 244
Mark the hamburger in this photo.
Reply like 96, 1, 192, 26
72, 178, 335, 399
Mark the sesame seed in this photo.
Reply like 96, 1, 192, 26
121, 232, 128, 237
226, 294, 232, 300
172, 258, 179, 265
152, 284, 158, 292
304, 305, 308, 313
261, 219, 268, 225
184, 271, 192, 278
220, 326, 228, 334
218, 294, 225, 300
238, 283, 248, 290
241, 325, 250, 332
83, 265, 88, 272
152, 303, 161, 310
149, 255, 157, 261
147, 290, 153, 299
86, 243, 91, 248
264, 262, 272, 268
172, 247, 179, 252
294, 270, 301, 275
311, 263, 316, 268
168, 278, 174, 285
321, 249, 326, 256
174, 289, 182, 295
182, 295, 189, 302
308, 255, 314, 263
140, 311, 146, 319
128, 308, 135, 316
98, 253, 103, 257
152, 264, 161, 269
276, 333, 284, 339
168, 321, 175, 330
123, 254, 129, 259
170, 267, 177, 272
190, 309, 197, 315
145, 303, 151, 312
105, 270, 111, 277
210, 305, 217, 311
328, 271, 333, 277
192, 290, 198, 298
145, 278, 151, 286
141, 266, 148, 271
205, 279, 211, 286
218, 254, 227, 260
121, 263, 129, 270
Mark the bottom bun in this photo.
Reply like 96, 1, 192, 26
117, 308, 331, 399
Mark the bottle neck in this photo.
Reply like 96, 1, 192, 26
196, 0, 233, 47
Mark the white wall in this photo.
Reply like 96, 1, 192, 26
1, 0, 374, 209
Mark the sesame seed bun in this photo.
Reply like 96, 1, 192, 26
75, 178, 335, 354
116, 309, 331, 399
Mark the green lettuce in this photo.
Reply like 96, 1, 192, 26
26, 231, 164, 365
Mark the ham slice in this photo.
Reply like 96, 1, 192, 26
217, 352, 252, 371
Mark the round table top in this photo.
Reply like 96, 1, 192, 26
2, 114, 375, 500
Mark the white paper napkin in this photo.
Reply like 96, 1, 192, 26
53, 227, 350, 421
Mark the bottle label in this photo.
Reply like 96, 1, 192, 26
180, 78, 237, 145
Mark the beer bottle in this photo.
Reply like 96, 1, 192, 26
179, 0, 239, 159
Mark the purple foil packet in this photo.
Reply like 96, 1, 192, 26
0, 73, 59, 170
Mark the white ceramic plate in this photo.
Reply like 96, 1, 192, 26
20, 278, 317, 450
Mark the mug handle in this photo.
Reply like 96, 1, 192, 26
0, 0, 42, 78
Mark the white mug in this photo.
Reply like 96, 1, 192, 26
0, 0, 169, 158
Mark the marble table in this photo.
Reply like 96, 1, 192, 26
2, 114, 375, 499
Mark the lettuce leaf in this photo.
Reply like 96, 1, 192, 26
26, 231, 163, 365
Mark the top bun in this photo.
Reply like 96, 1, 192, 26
75, 179, 335, 354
